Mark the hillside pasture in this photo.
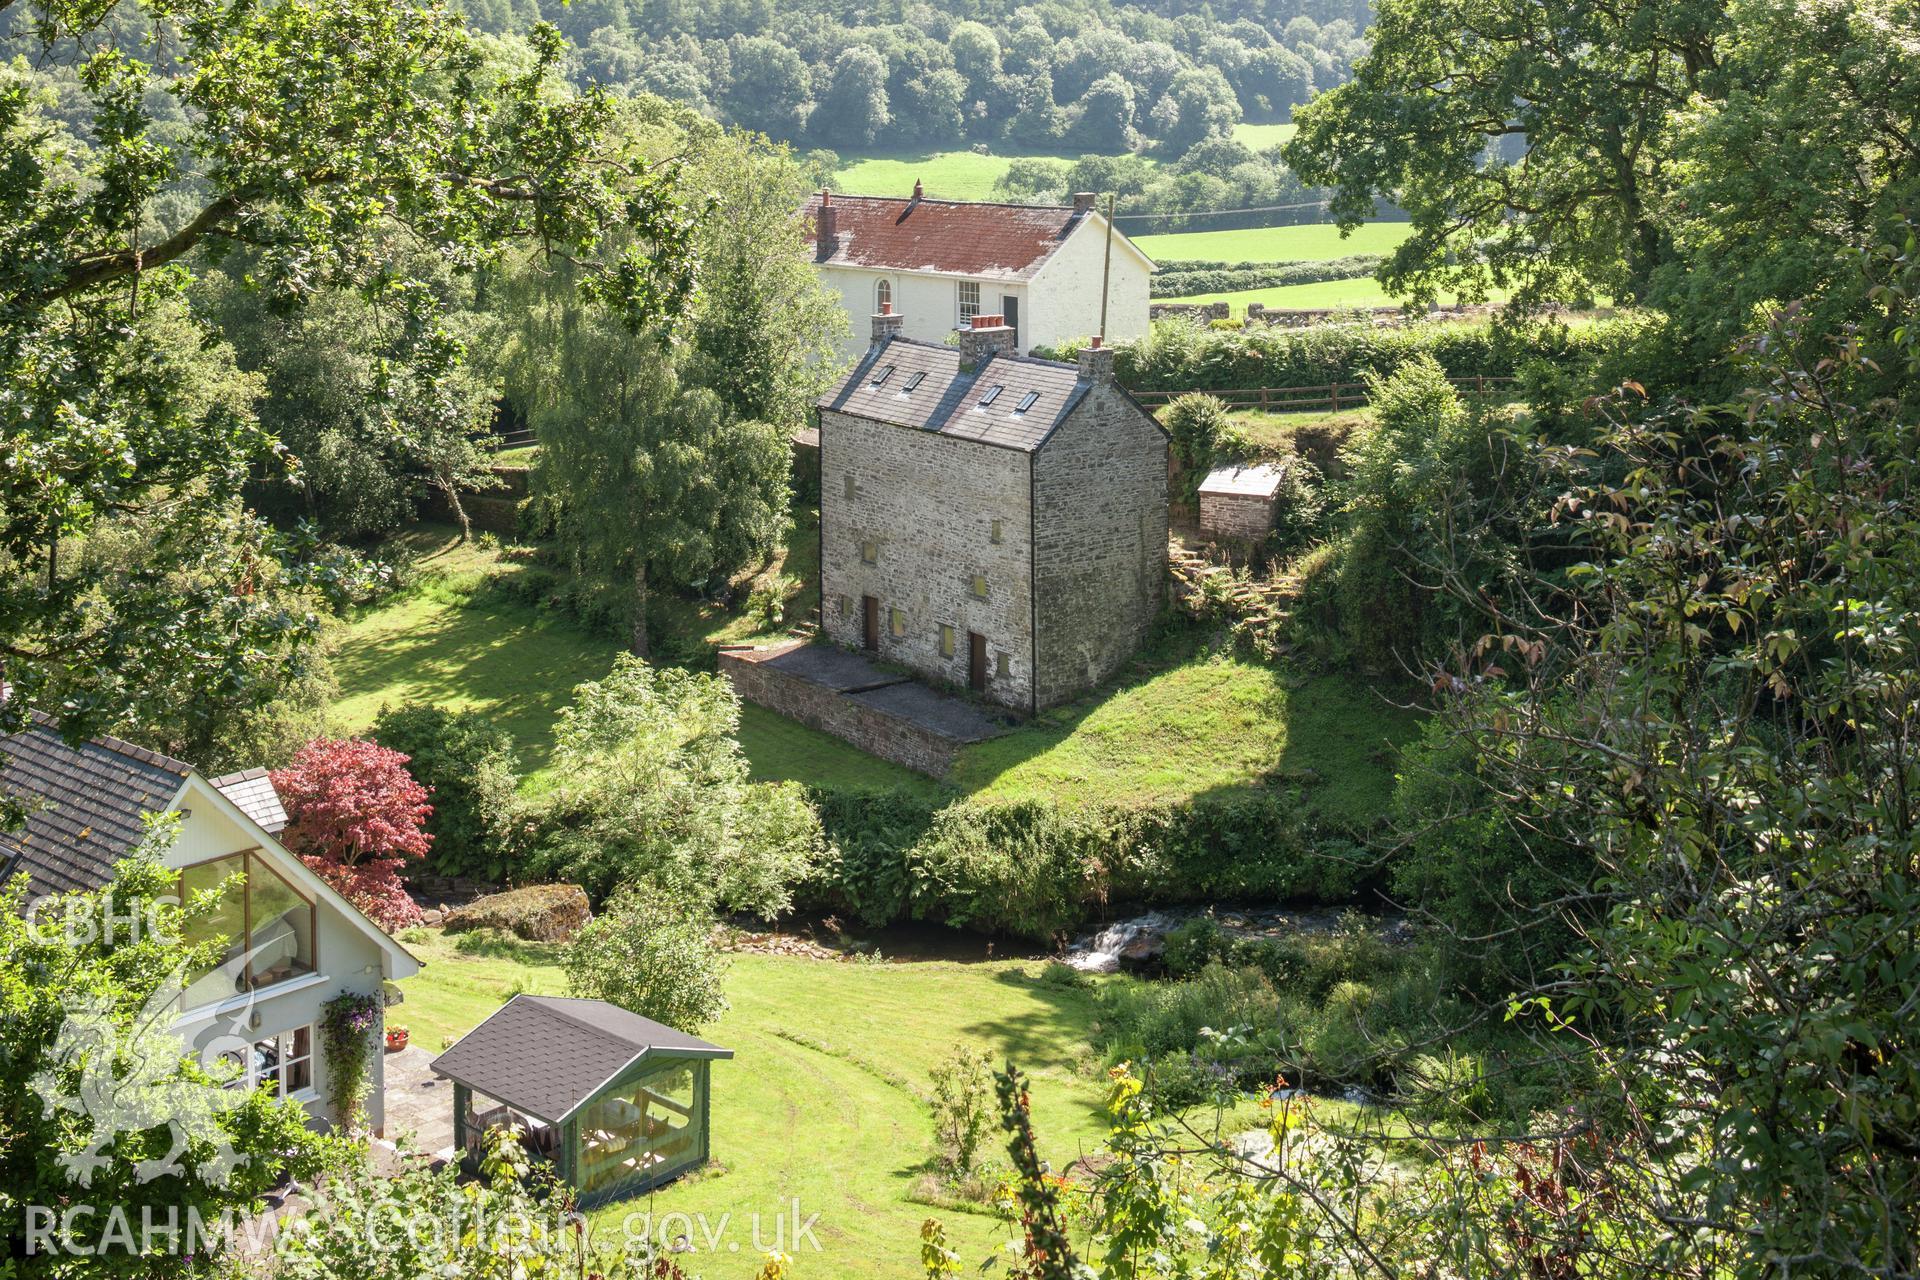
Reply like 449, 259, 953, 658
1136, 220, 1413, 265
1231, 121, 1298, 149
830, 147, 1154, 202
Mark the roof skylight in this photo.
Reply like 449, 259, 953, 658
1015, 390, 1040, 413
979, 384, 1005, 407
902, 370, 927, 392
870, 364, 896, 386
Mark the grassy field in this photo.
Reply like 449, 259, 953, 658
954, 643, 1416, 820
394, 929, 1149, 1278
830, 147, 1154, 202
330, 525, 1418, 811
1136, 220, 1413, 264
1231, 121, 1297, 149
1175, 277, 1514, 316
328, 524, 942, 796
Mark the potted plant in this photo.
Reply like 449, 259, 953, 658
385, 1025, 410, 1053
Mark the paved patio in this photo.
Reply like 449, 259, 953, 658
380, 1044, 457, 1161
719, 640, 1009, 776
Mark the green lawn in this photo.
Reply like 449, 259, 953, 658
331, 527, 1417, 813
329, 525, 941, 796
1136, 220, 1413, 265
831, 147, 1154, 202
393, 929, 1135, 1278
952, 642, 1417, 820
1231, 121, 1297, 149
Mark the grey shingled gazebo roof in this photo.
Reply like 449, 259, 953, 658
431, 995, 731, 1124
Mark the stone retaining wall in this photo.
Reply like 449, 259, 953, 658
418, 465, 531, 535
718, 646, 967, 778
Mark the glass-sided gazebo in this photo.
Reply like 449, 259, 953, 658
431, 994, 732, 1206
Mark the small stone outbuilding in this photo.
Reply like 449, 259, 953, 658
816, 309, 1170, 713
1198, 462, 1289, 543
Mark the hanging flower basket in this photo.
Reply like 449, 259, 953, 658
384, 1026, 410, 1053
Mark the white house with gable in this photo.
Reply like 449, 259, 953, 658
2, 715, 421, 1136
803, 184, 1155, 362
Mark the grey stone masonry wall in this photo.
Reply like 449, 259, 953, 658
818, 410, 1036, 711
1200, 491, 1275, 542
719, 646, 969, 777
1031, 364, 1169, 708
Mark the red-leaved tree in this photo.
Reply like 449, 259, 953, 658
273, 738, 433, 930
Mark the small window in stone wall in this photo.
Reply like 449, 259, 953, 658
836, 595, 849, 616
844, 473, 856, 500
939, 625, 955, 658
997, 652, 1011, 679
971, 574, 989, 599
889, 607, 906, 638
990, 518, 1003, 544
862, 540, 878, 565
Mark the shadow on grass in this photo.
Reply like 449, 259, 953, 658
448, 928, 567, 966
946, 623, 1420, 818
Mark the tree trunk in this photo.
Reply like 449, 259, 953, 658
630, 556, 650, 658
438, 475, 473, 544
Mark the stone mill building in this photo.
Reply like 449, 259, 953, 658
816, 307, 1169, 714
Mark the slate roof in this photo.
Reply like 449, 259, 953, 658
432, 995, 732, 1123
0, 716, 190, 900
818, 337, 1087, 452
209, 768, 288, 834
1198, 462, 1289, 499
803, 193, 1089, 281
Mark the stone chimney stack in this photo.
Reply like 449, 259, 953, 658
958, 313, 1017, 369
1076, 334, 1116, 384
871, 301, 904, 347
814, 190, 837, 262
1072, 191, 1097, 214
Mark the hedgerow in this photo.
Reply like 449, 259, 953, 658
1043, 312, 1666, 396
1151, 254, 1383, 298
801, 788, 1374, 941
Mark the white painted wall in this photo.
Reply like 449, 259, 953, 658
162, 777, 414, 1135
819, 266, 1032, 361
1024, 215, 1153, 351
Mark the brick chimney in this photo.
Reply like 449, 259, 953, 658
871, 301, 903, 347
1072, 191, 1096, 214
1076, 334, 1115, 384
959, 313, 1016, 369
814, 189, 837, 262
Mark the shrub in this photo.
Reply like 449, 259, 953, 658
369, 702, 520, 881
1096, 962, 1281, 1059
1073, 314, 1650, 398
1266, 454, 1327, 557
563, 881, 728, 1031
274, 737, 432, 930
1162, 916, 1226, 978
1150, 254, 1384, 298
528, 656, 824, 916
928, 1044, 995, 1174
1161, 393, 1246, 503
804, 789, 1370, 940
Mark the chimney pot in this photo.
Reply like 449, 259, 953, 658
1077, 339, 1116, 385
958, 314, 1017, 368
912, 179, 924, 200
1073, 191, 1096, 213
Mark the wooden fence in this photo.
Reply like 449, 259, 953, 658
479, 426, 537, 453
1128, 374, 1518, 414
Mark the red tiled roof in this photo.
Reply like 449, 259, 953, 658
803, 192, 1088, 280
